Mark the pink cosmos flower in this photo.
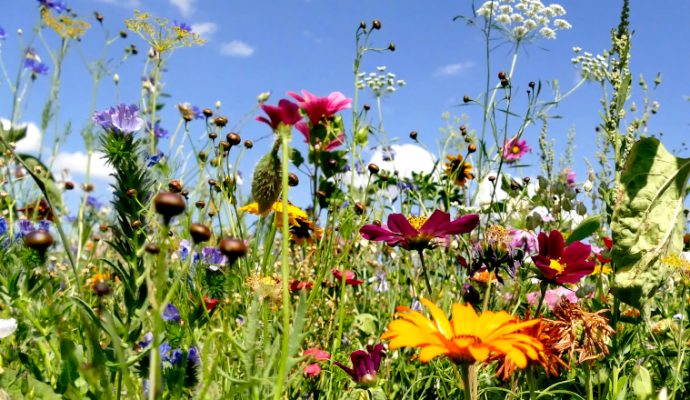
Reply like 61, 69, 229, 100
502, 136, 530, 163
509, 229, 539, 254
288, 90, 352, 126
295, 120, 345, 151
332, 269, 364, 286
527, 287, 579, 311
359, 210, 479, 252
256, 99, 301, 130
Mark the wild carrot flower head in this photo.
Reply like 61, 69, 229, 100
502, 136, 530, 163
288, 90, 351, 126
381, 298, 543, 369
444, 154, 474, 187
533, 230, 595, 284
256, 99, 301, 131
360, 210, 479, 252
93, 104, 145, 135
335, 344, 385, 387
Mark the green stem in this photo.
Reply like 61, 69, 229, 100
481, 276, 493, 312
535, 282, 548, 317
417, 250, 433, 298
274, 129, 292, 399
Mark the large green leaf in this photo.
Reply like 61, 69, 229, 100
565, 214, 601, 245
610, 138, 690, 307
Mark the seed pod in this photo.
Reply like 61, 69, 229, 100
168, 179, 183, 193
131, 220, 142, 229
213, 116, 228, 128
372, 19, 382, 30
463, 95, 471, 103
64, 181, 75, 190
227, 132, 241, 146
218, 238, 248, 265
126, 188, 137, 197
203, 108, 213, 118
208, 132, 218, 140
145, 243, 160, 254
195, 200, 206, 209
244, 140, 254, 149
24, 229, 53, 254
468, 144, 477, 153
409, 131, 418, 140
354, 202, 365, 215
368, 163, 380, 175
288, 173, 299, 187
198, 151, 208, 163
154, 192, 186, 224
189, 223, 212, 244
363, 104, 371, 111
528, 81, 536, 89
251, 141, 282, 215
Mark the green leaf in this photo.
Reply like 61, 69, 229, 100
0, 124, 28, 143
631, 366, 653, 399
18, 153, 65, 213
610, 138, 690, 307
290, 148, 304, 168
565, 215, 601, 245
353, 313, 377, 337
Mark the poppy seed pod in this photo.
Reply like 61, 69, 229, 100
227, 132, 241, 146
213, 116, 228, 128
218, 238, 248, 264
189, 223, 212, 244
154, 192, 186, 224
288, 173, 299, 187
24, 229, 53, 254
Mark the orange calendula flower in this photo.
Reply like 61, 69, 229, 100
381, 298, 543, 369
239, 200, 308, 226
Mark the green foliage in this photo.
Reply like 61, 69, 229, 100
611, 138, 690, 306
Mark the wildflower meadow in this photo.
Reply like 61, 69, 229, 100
2, 0, 690, 399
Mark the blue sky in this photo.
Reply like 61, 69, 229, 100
1, 0, 689, 210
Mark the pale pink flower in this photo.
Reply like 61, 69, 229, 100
502, 136, 530, 163
527, 286, 579, 311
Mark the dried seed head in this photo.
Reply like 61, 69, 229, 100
213, 116, 228, 128
195, 200, 206, 209
168, 179, 183, 193
189, 223, 212, 244
463, 95, 471, 103
409, 131, 418, 140
208, 132, 218, 140
203, 108, 213, 118
372, 19, 382, 30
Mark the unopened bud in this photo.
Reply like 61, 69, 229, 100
372, 19, 382, 30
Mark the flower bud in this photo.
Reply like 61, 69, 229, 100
354, 202, 365, 215
359, 21, 366, 30
220, 141, 231, 152
409, 131, 418, 140
218, 238, 248, 264
372, 19, 382, 30
189, 223, 212, 244
145, 243, 160, 254
498, 71, 506, 80
500, 78, 509, 87
528, 81, 536, 89
168, 179, 183, 193
213, 116, 228, 128
154, 192, 186, 224
195, 200, 206, 209
388, 42, 396, 51
288, 173, 299, 187
244, 140, 253, 149
215, 100, 222, 109
208, 132, 218, 140
203, 108, 213, 118
251, 144, 282, 215
64, 181, 75, 190
127, 188, 137, 197
468, 143, 477, 153
113, 73, 120, 84
363, 104, 371, 111
119, 30, 127, 38
83, 183, 95, 192
24, 229, 53, 254
257, 91, 271, 104
463, 95, 471, 103
94, 12, 104, 22
227, 132, 241, 146
368, 163, 379, 175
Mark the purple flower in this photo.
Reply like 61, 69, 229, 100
145, 151, 164, 168
0, 26, 6, 41
372, 270, 389, 293
162, 304, 180, 323
86, 196, 103, 209
191, 106, 204, 120
188, 346, 200, 365
24, 49, 49, 76
0, 217, 7, 236
139, 332, 153, 348
168, 348, 183, 365
509, 229, 539, 254
174, 21, 192, 33
92, 104, 145, 135
335, 344, 385, 387
201, 247, 226, 270
565, 169, 576, 187
38, 0, 66, 13
380, 146, 396, 162
360, 209, 479, 252
147, 122, 169, 139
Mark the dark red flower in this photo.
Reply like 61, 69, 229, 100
533, 230, 595, 284
204, 296, 219, 311
595, 237, 613, 264
359, 209, 479, 251
332, 269, 364, 286
256, 99, 301, 130
289, 279, 313, 292
335, 344, 385, 388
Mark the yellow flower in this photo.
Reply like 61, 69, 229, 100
444, 154, 474, 187
239, 201, 308, 226
592, 264, 612, 275
41, 8, 90, 39
381, 299, 543, 369
125, 10, 204, 53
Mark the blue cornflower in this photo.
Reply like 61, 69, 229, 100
147, 122, 169, 139
0, 26, 6, 41
0, 217, 7, 236
191, 105, 204, 120
173, 21, 192, 33
38, 0, 66, 13
168, 348, 184, 365
162, 303, 180, 323
145, 151, 164, 168
18, 220, 34, 237
24, 49, 49, 76
86, 196, 103, 209
92, 104, 145, 135
139, 332, 153, 348
381, 145, 396, 161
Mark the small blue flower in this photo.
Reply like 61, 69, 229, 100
191, 105, 204, 120
373, 270, 389, 293
0, 217, 7, 236
410, 298, 422, 312
38, 0, 66, 13
173, 21, 192, 33
93, 104, 145, 135
0, 26, 6, 41
168, 348, 184, 365
162, 303, 180, 323
24, 49, 50, 76
201, 247, 226, 269
18, 220, 34, 237
139, 332, 153, 348
187, 346, 200, 365
86, 196, 103, 209
147, 122, 169, 139
380, 145, 396, 161
145, 152, 164, 168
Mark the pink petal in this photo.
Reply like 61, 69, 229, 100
387, 213, 418, 237
419, 210, 450, 235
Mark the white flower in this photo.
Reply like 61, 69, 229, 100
523, 19, 537, 30
496, 14, 512, 24
376, 66, 386, 72
554, 19, 572, 29
539, 27, 556, 39
0, 318, 17, 339
536, 15, 549, 25
512, 26, 528, 38
572, 46, 582, 52
511, 13, 524, 23
499, 5, 513, 13
548, 4, 566, 16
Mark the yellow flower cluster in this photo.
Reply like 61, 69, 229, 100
125, 10, 205, 54
41, 8, 90, 40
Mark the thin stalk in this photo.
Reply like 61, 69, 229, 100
417, 250, 433, 298
274, 129, 292, 399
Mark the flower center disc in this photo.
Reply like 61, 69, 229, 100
511, 145, 521, 154
407, 216, 428, 231
549, 258, 565, 274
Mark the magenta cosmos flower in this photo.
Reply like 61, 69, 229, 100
502, 136, 530, 163
295, 121, 345, 151
288, 89, 352, 126
256, 99, 301, 131
360, 210, 479, 252
335, 344, 385, 388
533, 230, 595, 284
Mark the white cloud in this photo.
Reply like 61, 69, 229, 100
52, 151, 114, 181
369, 144, 438, 181
220, 40, 255, 58
0, 118, 42, 153
191, 22, 218, 39
435, 61, 474, 77
170, 0, 196, 17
